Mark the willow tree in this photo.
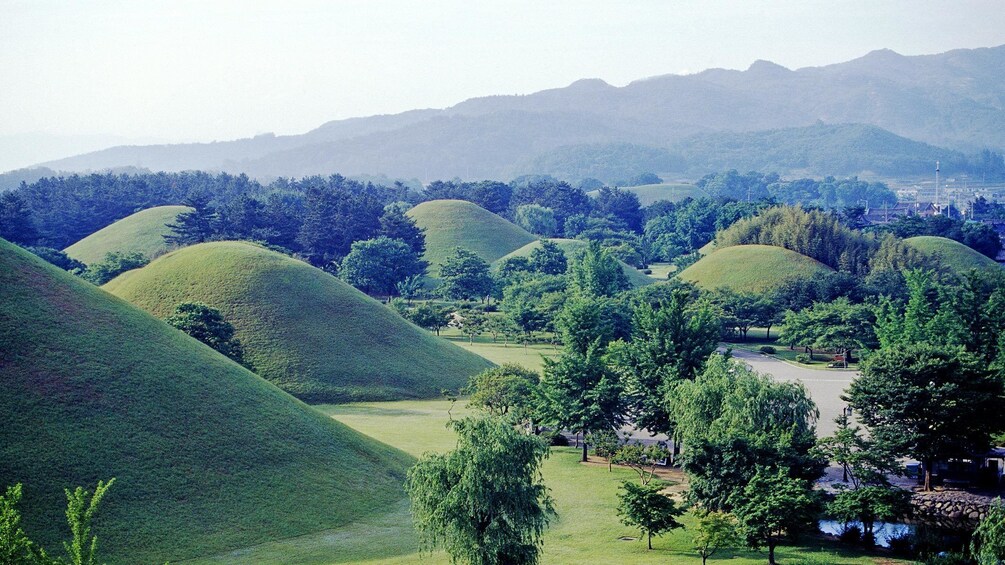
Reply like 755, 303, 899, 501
405, 417, 553, 565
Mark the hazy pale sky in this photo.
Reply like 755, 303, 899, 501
2, 0, 1004, 166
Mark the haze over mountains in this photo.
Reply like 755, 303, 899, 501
35, 45, 1005, 182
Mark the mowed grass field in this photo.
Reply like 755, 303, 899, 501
494, 237, 654, 288
407, 199, 536, 274
63, 205, 190, 264
678, 244, 834, 293
904, 235, 1001, 272
589, 183, 702, 206
0, 238, 413, 565
188, 399, 906, 565
104, 241, 493, 403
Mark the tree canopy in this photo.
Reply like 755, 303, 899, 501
405, 417, 553, 565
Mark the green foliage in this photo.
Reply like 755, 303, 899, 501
734, 468, 821, 565
104, 241, 492, 403
499, 274, 567, 336
26, 247, 86, 273
779, 297, 876, 366
554, 294, 631, 354
62, 478, 115, 565
0, 239, 414, 563
971, 498, 1005, 565
848, 343, 1005, 490
514, 205, 558, 237
616, 480, 684, 550
465, 364, 540, 423
611, 442, 671, 485
568, 241, 630, 297
827, 486, 910, 546
338, 236, 427, 298
63, 206, 191, 265
378, 205, 426, 256
409, 302, 452, 335
0, 484, 38, 565
165, 302, 246, 365
528, 239, 567, 275
538, 344, 624, 462
451, 309, 489, 344
407, 199, 534, 274
405, 417, 553, 565
608, 290, 720, 435
671, 355, 824, 511
0, 191, 39, 246
165, 194, 219, 246
585, 430, 621, 471
82, 251, 149, 285
440, 247, 495, 301
715, 206, 878, 275
678, 245, 834, 294
691, 510, 741, 565
709, 289, 780, 341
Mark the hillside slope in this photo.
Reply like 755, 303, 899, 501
494, 238, 653, 288
677, 244, 834, 293
104, 241, 493, 402
0, 238, 412, 564
904, 235, 1001, 272
407, 199, 536, 274
63, 205, 190, 264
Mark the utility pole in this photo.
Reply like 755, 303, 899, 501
935, 160, 941, 214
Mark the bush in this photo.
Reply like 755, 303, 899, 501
887, 532, 915, 557
759, 345, 777, 354
548, 433, 569, 447
795, 353, 811, 364
642, 268, 652, 275
838, 525, 862, 544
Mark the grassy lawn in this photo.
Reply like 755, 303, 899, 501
439, 326, 561, 372
723, 328, 860, 370
646, 262, 676, 279
187, 399, 906, 565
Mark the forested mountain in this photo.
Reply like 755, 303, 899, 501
33, 45, 1005, 181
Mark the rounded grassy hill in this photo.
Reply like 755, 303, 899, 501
588, 182, 699, 206
904, 235, 1000, 272
677, 244, 834, 293
104, 241, 493, 402
0, 237, 412, 564
407, 199, 536, 274
494, 238, 653, 288
63, 205, 191, 265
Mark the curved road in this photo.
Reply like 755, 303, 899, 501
728, 348, 856, 437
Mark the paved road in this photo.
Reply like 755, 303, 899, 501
728, 348, 856, 437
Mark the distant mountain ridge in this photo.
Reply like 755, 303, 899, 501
36, 45, 1005, 181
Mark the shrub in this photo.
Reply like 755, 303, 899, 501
642, 268, 652, 275
759, 345, 777, 354
548, 433, 570, 446
887, 532, 915, 557
838, 525, 862, 544
795, 353, 811, 364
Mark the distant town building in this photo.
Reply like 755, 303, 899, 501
861, 201, 938, 226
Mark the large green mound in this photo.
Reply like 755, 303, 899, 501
407, 199, 536, 273
63, 205, 191, 264
105, 241, 493, 402
494, 238, 653, 288
588, 183, 699, 206
678, 244, 834, 293
904, 236, 1000, 272
0, 238, 412, 564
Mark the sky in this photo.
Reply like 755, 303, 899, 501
2, 0, 1005, 170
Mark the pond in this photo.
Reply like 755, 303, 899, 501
818, 519, 913, 547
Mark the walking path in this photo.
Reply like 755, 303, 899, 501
728, 348, 857, 437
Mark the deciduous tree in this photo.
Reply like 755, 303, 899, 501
405, 417, 553, 565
